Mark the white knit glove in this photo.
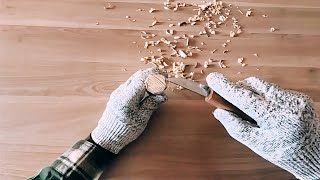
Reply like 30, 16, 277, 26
206, 72, 320, 180
92, 68, 167, 154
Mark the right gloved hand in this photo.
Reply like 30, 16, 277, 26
206, 72, 320, 180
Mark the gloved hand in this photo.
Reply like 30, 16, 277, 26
206, 72, 320, 180
92, 68, 167, 154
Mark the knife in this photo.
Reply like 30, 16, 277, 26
168, 78, 257, 124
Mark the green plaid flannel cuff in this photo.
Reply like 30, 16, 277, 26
51, 140, 106, 180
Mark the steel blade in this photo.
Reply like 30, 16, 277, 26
168, 78, 210, 97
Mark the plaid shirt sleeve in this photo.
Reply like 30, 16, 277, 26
29, 139, 116, 180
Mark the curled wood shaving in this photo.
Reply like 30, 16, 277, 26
270, 27, 276, 32
178, 50, 187, 58
144, 42, 149, 49
246, 10, 252, 17
166, 29, 174, 35
187, 50, 193, 57
104, 3, 114, 9
140, 31, 156, 39
223, 50, 229, 54
237, 57, 244, 64
219, 60, 227, 68
194, 62, 198, 68
236, 28, 242, 34
178, 22, 188, 26
204, 27, 211, 37
200, 70, 204, 74
149, 17, 158, 27
149, 8, 158, 13
230, 31, 236, 37
203, 61, 209, 68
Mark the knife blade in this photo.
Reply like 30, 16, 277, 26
168, 78, 257, 125
168, 78, 210, 97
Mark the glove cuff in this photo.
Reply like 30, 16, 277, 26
281, 144, 320, 180
91, 118, 135, 154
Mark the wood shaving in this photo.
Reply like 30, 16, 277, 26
208, 59, 213, 63
169, 23, 175, 27
136, 8, 145, 11
246, 10, 252, 17
177, 85, 184, 90
126, 16, 130, 19
123, 68, 127, 71
194, 62, 198, 68
187, 50, 193, 57
238, 9, 244, 14
219, 60, 227, 68
201, 42, 205, 45
144, 42, 149, 49
230, 31, 236, 37
96, 22, 100, 25
149, 17, 158, 27
236, 28, 242, 34
253, 53, 259, 57
203, 61, 209, 68
227, 39, 231, 43
200, 70, 204, 74
237, 57, 244, 64
256, 68, 260, 70
166, 29, 175, 35
241, 63, 247, 67
211, 49, 217, 53
178, 50, 187, 58
191, 22, 197, 25
222, 43, 227, 47
104, 3, 114, 9
270, 27, 276, 32
186, 38, 190, 46
262, 14, 268, 18
178, 22, 188, 26
149, 8, 158, 13
204, 27, 211, 37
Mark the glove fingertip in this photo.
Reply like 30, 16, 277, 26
213, 108, 235, 121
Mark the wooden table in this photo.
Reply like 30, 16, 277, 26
1, 0, 319, 179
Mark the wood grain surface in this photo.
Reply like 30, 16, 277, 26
0, 0, 319, 179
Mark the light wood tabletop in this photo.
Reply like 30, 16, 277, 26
1, 0, 319, 179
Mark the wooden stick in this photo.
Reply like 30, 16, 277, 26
145, 74, 167, 95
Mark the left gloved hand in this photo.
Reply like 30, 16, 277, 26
92, 68, 167, 154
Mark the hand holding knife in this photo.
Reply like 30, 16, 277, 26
145, 73, 256, 125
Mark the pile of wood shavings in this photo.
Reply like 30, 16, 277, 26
119, 0, 276, 82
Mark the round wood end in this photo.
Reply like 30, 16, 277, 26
145, 74, 167, 95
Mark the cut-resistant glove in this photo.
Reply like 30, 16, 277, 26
207, 72, 320, 180
92, 68, 167, 154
